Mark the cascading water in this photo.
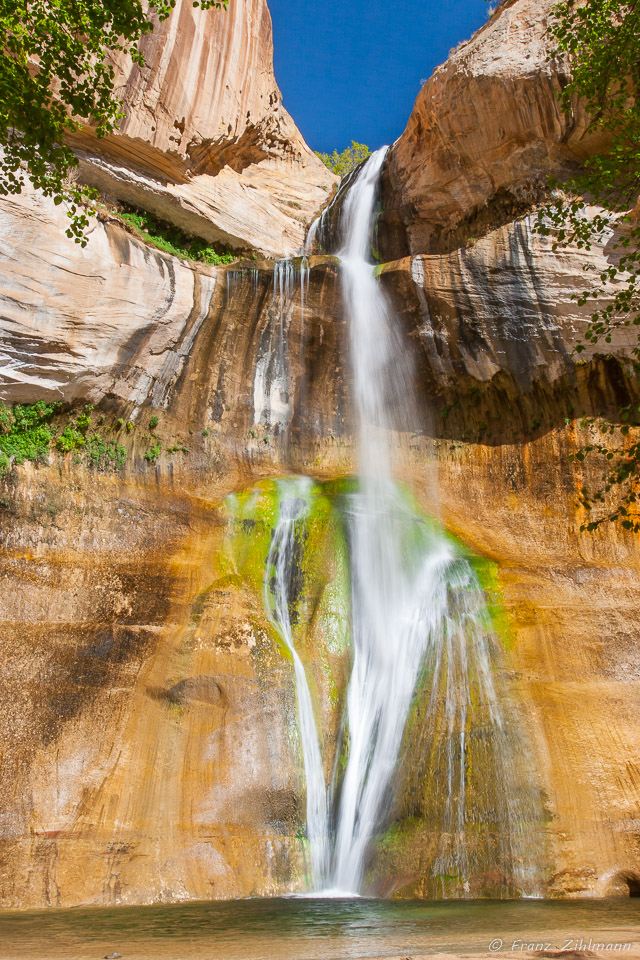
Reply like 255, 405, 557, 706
260, 150, 540, 898
253, 257, 309, 434
330, 147, 437, 891
263, 478, 329, 885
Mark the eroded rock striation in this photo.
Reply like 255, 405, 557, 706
68, 0, 337, 257
382, 0, 603, 257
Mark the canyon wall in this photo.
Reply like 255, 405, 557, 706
68, 0, 337, 256
1, 0, 639, 907
381, 0, 603, 257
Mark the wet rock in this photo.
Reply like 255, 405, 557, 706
165, 676, 224, 706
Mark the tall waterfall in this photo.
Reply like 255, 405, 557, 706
332, 148, 426, 889
262, 151, 539, 897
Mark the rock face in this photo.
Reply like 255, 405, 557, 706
67, 0, 337, 257
1, 189, 640, 904
1, 0, 640, 910
382, 0, 602, 256
0, 189, 217, 405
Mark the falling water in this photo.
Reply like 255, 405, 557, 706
261, 151, 540, 897
253, 258, 309, 433
263, 478, 329, 885
331, 148, 539, 894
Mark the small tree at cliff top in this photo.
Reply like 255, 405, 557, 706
0, 0, 228, 244
538, 0, 640, 531
316, 141, 371, 177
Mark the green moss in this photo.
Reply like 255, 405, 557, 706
381, 486, 514, 651
222, 481, 280, 595
377, 817, 422, 857
220, 478, 352, 678
462, 553, 514, 650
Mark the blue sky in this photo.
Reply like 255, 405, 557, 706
268, 0, 489, 154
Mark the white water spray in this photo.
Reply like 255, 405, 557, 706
263, 152, 539, 897
264, 479, 329, 885
253, 258, 308, 433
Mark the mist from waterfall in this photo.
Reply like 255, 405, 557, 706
262, 151, 540, 898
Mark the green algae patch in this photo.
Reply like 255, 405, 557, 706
220, 477, 353, 676
440, 540, 515, 651
467, 554, 515, 650
222, 480, 279, 594
219, 476, 512, 674
376, 817, 423, 859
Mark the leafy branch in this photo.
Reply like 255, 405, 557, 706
536, 0, 640, 531
0, 0, 228, 244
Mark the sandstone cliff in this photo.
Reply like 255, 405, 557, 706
1, 0, 639, 909
382, 0, 603, 257
68, 0, 337, 257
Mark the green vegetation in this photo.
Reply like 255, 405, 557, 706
0, 0, 227, 243
149, 415, 159, 430
144, 441, 162, 464
0, 400, 59, 476
118, 207, 236, 265
84, 434, 127, 469
56, 423, 86, 453
315, 141, 371, 178
570, 414, 640, 531
0, 400, 128, 475
538, 0, 640, 532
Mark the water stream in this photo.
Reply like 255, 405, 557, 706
263, 478, 329, 885
253, 257, 309, 434
262, 151, 540, 897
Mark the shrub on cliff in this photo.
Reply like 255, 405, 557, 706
117, 206, 235, 265
316, 142, 371, 178
0, 0, 228, 244
539, 0, 640, 532
0, 401, 59, 475
0, 401, 130, 475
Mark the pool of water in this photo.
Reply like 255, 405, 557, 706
0, 897, 638, 960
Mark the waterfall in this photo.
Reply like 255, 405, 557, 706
264, 478, 329, 885
261, 151, 539, 897
331, 147, 432, 891
253, 258, 308, 434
